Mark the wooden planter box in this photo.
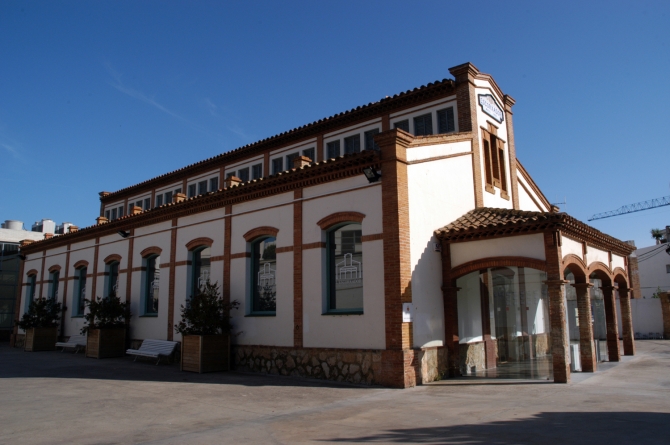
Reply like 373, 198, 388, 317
86, 327, 126, 359
181, 334, 230, 373
24, 327, 58, 352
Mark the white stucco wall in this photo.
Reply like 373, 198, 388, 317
407, 153, 476, 348
516, 171, 550, 212
635, 244, 670, 298
451, 233, 546, 268
561, 236, 583, 261
588, 246, 610, 269
612, 254, 626, 272
616, 297, 663, 337
404, 141, 470, 163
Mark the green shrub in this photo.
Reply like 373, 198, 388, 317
175, 281, 239, 335
81, 291, 131, 334
16, 297, 65, 330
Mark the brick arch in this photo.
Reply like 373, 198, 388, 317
613, 268, 629, 289
450, 256, 548, 280
140, 246, 163, 258
588, 261, 612, 278
317, 211, 366, 230
73, 260, 89, 270
185, 237, 213, 251
48, 264, 62, 273
26, 269, 38, 277
104, 254, 122, 264
243, 226, 279, 242
562, 254, 587, 282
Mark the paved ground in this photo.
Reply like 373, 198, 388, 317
1, 341, 669, 445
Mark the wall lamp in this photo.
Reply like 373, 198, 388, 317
363, 167, 381, 183
117, 230, 130, 238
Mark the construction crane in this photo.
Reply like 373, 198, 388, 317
588, 195, 670, 221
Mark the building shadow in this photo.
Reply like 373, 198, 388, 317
320, 411, 670, 444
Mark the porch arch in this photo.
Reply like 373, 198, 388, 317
451, 256, 547, 279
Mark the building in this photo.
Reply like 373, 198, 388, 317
13, 63, 637, 387
1, 219, 75, 340
635, 230, 670, 299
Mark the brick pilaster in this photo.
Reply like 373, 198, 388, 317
504, 95, 520, 210
628, 254, 641, 299
440, 239, 460, 377
91, 238, 100, 299
223, 205, 232, 306
618, 287, 635, 356
60, 245, 71, 340
375, 128, 415, 388
661, 292, 670, 339
543, 230, 570, 383
167, 219, 178, 340
293, 189, 303, 348
38, 251, 46, 298
10, 256, 26, 347
601, 285, 621, 362
449, 62, 483, 208
573, 283, 596, 372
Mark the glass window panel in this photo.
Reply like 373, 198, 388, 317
76, 268, 87, 316
326, 140, 340, 159
328, 223, 363, 311
145, 255, 160, 314
192, 247, 211, 297
343, 135, 361, 154
251, 237, 277, 313
105, 210, 111, 220
111, 208, 117, 220
252, 163, 263, 179
437, 107, 455, 133
188, 184, 196, 198
144, 198, 151, 210
156, 194, 163, 206
210, 177, 219, 191
107, 262, 119, 297
238, 167, 250, 182
118, 206, 124, 217
272, 158, 283, 175
413, 113, 433, 136
286, 152, 299, 169
165, 191, 173, 204
50, 271, 59, 300
302, 147, 315, 163
364, 129, 380, 151
198, 180, 208, 195
393, 119, 409, 132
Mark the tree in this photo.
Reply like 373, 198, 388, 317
650, 228, 666, 245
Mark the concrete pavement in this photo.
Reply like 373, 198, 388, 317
1, 340, 669, 444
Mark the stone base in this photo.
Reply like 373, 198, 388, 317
417, 346, 448, 383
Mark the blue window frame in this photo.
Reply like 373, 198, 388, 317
249, 237, 277, 314
326, 223, 363, 314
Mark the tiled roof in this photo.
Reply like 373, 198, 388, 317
101, 77, 456, 201
435, 208, 634, 255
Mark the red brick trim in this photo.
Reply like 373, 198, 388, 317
125, 229, 134, 305
167, 218, 178, 341
38, 252, 46, 300
26, 269, 38, 277
103, 254, 122, 264
173, 260, 188, 267
612, 268, 629, 286
223, 205, 232, 306
451, 256, 548, 279
243, 226, 279, 242
276, 246, 293, 254
140, 246, 163, 258
303, 242, 326, 250
185, 237, 214, 251
210, 255, 225, 262
562, 254, 588, 276
10, 255, 26, 346
317, 212, 366, 230
361, 233, 383, 242
294, 188, 304, 348
48, 264, 62, 273
73, 260, 89, 270
91, 239, 100, 299
230, 252, 251, 259
588, 262, 612, 279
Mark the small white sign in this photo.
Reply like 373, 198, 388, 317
478, 94, 504, 123
402, 303, 414, 323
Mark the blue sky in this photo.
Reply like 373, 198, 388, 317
1, 1, 669, 249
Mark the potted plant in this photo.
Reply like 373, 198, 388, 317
81, 291, 131, 359
17, 297, 65, 352
175, 281, 239, 373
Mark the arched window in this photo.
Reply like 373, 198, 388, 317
25, 273, 37, 312
190, 246, 211, 297
48, 270, 60, 301
105, 261, 120, 298
326, 223, 363, 313
250, 236, 277, 314
142, 254, 160, 315
74, 267, 87, 316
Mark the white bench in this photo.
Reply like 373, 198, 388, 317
126, 339, 179, 365
55, 335, 87, 353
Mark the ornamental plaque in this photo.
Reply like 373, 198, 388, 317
478, 94, 504, 123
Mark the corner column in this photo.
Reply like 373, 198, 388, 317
618, 287, 635, 356
601, 285, 621, 362
544, 230, 570, 383
375, 128, 416, 388
573, 283, 596, 372
660, 292, 670, 340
